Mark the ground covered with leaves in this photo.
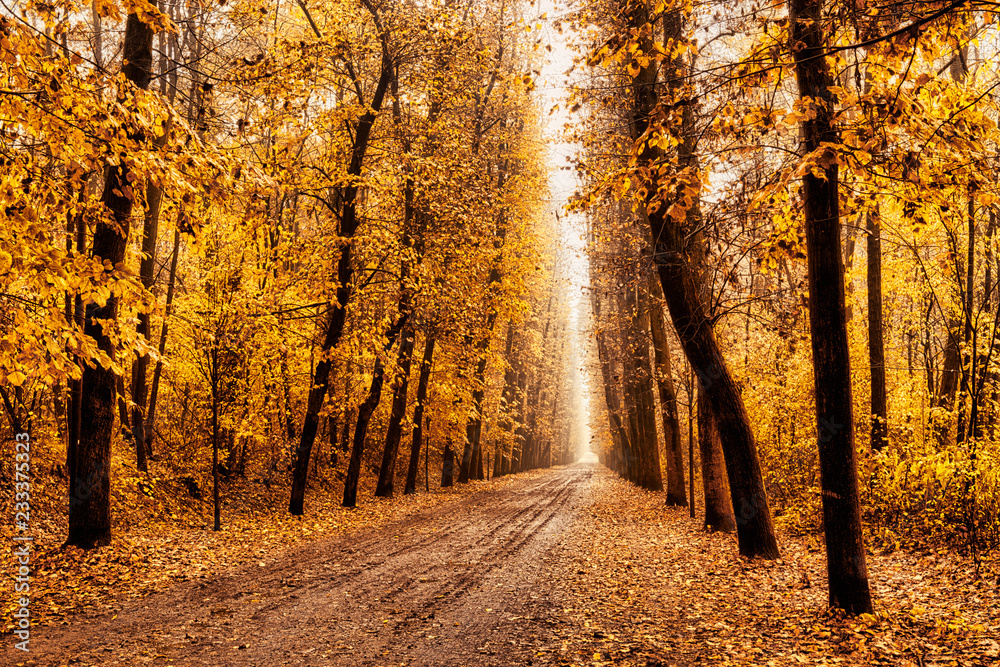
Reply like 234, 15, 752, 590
539, 471, 999, 666
1, 450, 521, 632
4, 463, 998, 666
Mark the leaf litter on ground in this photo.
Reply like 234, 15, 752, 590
536, 469, 998, 667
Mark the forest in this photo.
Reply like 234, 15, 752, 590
1, 0, 998, 664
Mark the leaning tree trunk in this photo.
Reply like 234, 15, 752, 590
630, 1, 778, 559
789, 0, 873, 613
375, 323, 416, 498
648, 165, 778, 558
342, 315, 408, 507
69, 12, 154, 549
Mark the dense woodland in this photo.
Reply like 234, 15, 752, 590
1, 0, 999, 632
570, 0, 1000, 606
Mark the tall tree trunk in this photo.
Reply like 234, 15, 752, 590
634, 3, 778, 559
512, 366, 528, 473
69, 12, 153, 549
441, 441, 455, 487
376, 326, 415, 497
867, 208, 888, 450
211, 347, 221, 531
687, 371, 696, 517
404, 337, 435, 494
342, 314, 408, 507
650, 274, 686, 504
789, 0, 873, 613
698, 391, 736, 532
288, 40, 393, 515
130, 113, 169, 473
145, 229, 180, 456
458, 282, 501, 482
630, 280, 663, 491
592, 293, 629, 473
495, 324, 519, 478
958, 191, 976, 445
67, 192, 87, 488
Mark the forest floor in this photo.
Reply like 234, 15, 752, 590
5, 463, 999, 666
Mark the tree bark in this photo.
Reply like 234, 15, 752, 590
632, 2, 778, 558
649, 274, 686, 504
342, 315, 408, 507
698, 391, 736, 532
629, 280, 663, 491
145, 229, 180, 456
69, 12, 153, 549
130, 97, 170, 473
376, 325, 415, 497
866, 208, 888, 450
441, 441, 455, 487
789, 0, 873, 613
495, 324, 519, 477
288, 33, 393, 515
404, 337, 435, 494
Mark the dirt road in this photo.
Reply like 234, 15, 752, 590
24, 464, 597, 666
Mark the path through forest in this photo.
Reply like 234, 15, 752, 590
22, 465, 597, 666
14, 463, 998, 666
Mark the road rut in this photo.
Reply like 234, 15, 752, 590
25, 463, 598, 666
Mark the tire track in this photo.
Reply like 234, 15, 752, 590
25, 464, 598, 666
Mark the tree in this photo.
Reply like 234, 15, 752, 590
649, 275, 686, 505
788, 0, 873, 613
288, 0, 395, 515
867, 208, 889, 451
626, 0, 779, 559
70, 10, 155, 549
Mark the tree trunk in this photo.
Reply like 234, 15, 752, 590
958, 192, 976, 445
145, 229, 180, 457
67, 202, 86, 486
687, 371, 696, 517
459, 286, 500, 483
698, 391, 736, 532
130, 116, 169, 473
288, 45, 393, 515
342, 315, 408, 508
404, 337, 435, 494
441, 441, 455, 487
69, 12, 153, 549
630, 281, 663, 491
634, 3, 778, 559
376, 325, 416, 497
495, 324, 519, 478
650, 275, 686, 504
211, 348, 221, 531
867, 208, 888, 450
592, 293, 629, 473
789, 0, 873, 613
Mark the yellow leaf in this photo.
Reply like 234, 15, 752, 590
7, 371, 26, 386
